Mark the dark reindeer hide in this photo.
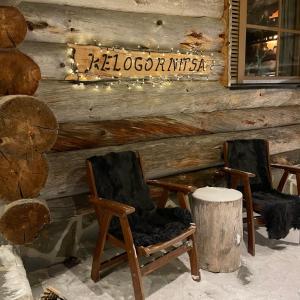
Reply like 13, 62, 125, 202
88, 151, 192, 247
227, 139, 300, 239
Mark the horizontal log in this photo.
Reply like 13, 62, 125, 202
19, 42, 68, 80
271, 149, 300, 166
35, 80, 300, 122
45, 194, 92, 222
53, 106, 300, 151
19, 0, 224, 18
44, 146, 300, 221
19, 42, 223, 80
19, 2, 224, 51
40, 125, 300, 199
0, 1, 21, 6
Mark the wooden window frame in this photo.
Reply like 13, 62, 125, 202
237, 0, 300, 84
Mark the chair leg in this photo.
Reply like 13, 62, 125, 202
188, 233, 201, 281
120, 216, 144, 300
246, 217, 255, 256
243, 180, 255, 256
91, 213, 112, 282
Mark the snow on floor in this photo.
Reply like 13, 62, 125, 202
28, 228, 300, 300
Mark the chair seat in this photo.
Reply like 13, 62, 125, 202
252, 190, 300, 239
111, 207, 193, 247
137, 225, 196, 256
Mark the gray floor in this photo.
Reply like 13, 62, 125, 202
28, 228, 300, 300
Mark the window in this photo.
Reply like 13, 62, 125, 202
231, 0, 300, 85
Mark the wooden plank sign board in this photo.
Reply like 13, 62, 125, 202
65, 44, 215, 81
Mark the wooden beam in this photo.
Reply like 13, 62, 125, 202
19, 42, 223, 81
41, 147, 300, 221
18, 2, 224, 51
19, 0, 224, 19
53, 106, 300, 151
35, 80, 300, 123
40, 125, 300, 199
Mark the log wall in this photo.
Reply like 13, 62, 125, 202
9, 0, 300, 268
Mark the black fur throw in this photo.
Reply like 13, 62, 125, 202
88, 151, 192, 247
227, 139, 300, 239
253, 190, 300, 239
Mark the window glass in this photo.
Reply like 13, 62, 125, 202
247, 0, 279, 27
245, 29, 278, 77
281, 0, 300, 30
279, 32, 300, 76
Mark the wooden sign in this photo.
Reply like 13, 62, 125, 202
65, 44, 215, 81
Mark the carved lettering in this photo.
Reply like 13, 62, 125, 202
124, 57, 133, 70
156, 58, 165, 71
134, 57, 143, 71
66, 44, 212, 82
145, 57, 153, 71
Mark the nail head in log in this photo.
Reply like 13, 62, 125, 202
0, 198, 50, 244
0, 49, 41, 95
0, 6, 27, 48
0, 95, 58, 156
0, 153, 48, 202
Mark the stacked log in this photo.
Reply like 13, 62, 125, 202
0, 6, 41, 95
0, 7, 58, 245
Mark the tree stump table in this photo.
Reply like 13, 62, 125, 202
191, 187, 243, 273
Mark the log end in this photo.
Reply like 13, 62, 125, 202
0, 95, 58, 156
0, 6, 27, 48
0, 153, 48, 202
0, 199, 50, 244
0, 50, 41, 96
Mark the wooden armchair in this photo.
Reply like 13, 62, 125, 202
86, 151, 200, 300
222, 139, 300, 256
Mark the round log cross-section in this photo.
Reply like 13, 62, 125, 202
191, 187, 243, 273
0, 6, 27, 48
0, 198, 50, 244
0, 50, 41, 95
0, 95, 58, 156
0, 153, 48, 202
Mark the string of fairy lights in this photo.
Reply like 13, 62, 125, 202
65, 41, 217, 91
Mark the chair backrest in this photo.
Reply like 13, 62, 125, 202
86, 151, 155, 213
224, 139, 273, 192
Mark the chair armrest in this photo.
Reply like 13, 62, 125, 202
89, 196, 135, 217
146, 179, 196, 194
271, 164, 300, 174
221, 167, 256, 178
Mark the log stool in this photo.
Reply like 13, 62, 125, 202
191, 187, 243, 273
